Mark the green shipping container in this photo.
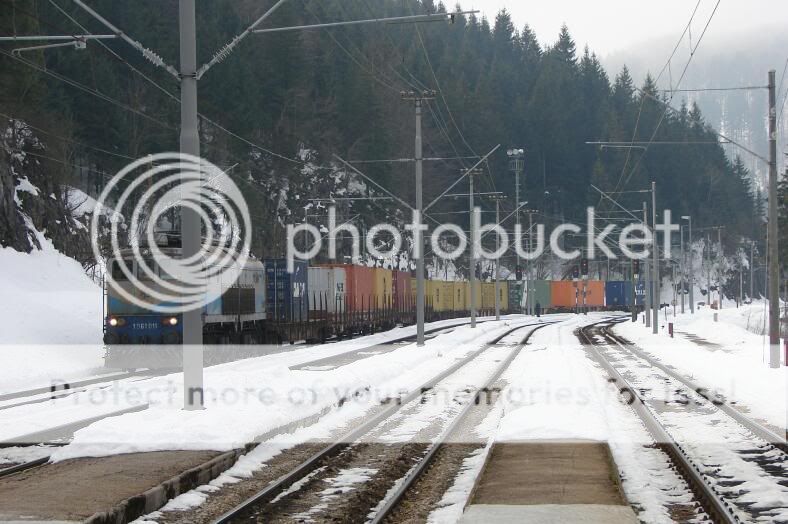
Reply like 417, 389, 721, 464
527, 280, 552, 310
508, 282, 523, 313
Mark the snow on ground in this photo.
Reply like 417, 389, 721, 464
614, 306, 786, 432
42, 318, 536, 461
0, 236, 106, 393
488, 314, 698, 523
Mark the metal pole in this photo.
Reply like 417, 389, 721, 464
630, 258, 636, 321
750, 240, 755, 301
688, 217, 694, 314
767, 70, 780, 367
717, 226, 723, 309
494, 198, 501, 321
415, 99, 425, 346
179, 0, 203, 410
528, 210, 533, 315
652, 181, 659, 334
680, 224, 685, 314
644, 202, 651, 328
469, 168, 477, 328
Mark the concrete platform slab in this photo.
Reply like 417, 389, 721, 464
459, 504, 639, 524
470, 440, 627, 506
0, 450, 229, 523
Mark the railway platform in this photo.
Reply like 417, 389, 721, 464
460, 440, 638, 524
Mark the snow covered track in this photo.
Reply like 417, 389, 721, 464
210, 321, 556, 524
579, 320, 788, 524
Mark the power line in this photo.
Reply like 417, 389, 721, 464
617, 0, 722, 192
0, 48, 176, 130
602, 0, 703, 209
47, 0, 333, 168
658, 86, 767, 93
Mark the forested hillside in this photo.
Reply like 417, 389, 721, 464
0, 0, 767, 262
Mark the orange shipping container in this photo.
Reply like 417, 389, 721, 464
392, 270, 412, 308
550, 281, 580, 308
550, 280, 605, 308
321, 264, 374, 312
583, 280, 605, 307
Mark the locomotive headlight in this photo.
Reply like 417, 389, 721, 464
109, 317, 118, 327
168, 317, 178, 326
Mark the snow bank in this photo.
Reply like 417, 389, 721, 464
0, 235, 105, 393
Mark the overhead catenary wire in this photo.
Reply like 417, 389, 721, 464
600, 0, 703, 210
46, 0, 334, 168
616, 0, 722, 193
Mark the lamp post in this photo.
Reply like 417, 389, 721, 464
507, 149, 525, 311
682, 216, 694, 314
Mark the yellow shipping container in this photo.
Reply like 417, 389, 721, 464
451, 281, 466, 312
439, 281, 455, 311
372, 268, 392, 307
499, 281, 509, 312
481, 282, 495, 309
464, 281, 482, 311
426, 280, 444, 311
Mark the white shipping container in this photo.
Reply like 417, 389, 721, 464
307, 267, 346, 313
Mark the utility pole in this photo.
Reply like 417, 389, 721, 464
179, 0, 203, 410
652, 182, 659, 334
491, 194, 506, 320
683, 215, 694, 314
466, 167, 483, 327
630, 258, 637, 322
680, 224, 685, 314
644, 202, 651, 328
750, 240, 755, 301
402, 90, 436, 346
717, 226, 723, 310
528, 209, 535, 315
767, 70, 780, 368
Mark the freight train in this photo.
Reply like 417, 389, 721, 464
103, 251, 646, 346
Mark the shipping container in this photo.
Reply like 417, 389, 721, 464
508, 281, 524, 313
452, 281, 467, 312
584, 280, 605, 307
480, 282, 495, 309
605, 281, 630, 308
392, 270, 412, 308
372, 268, 393, 308
308, 266, 347, 314
464, 281, 482, 311
499, 282, 509, 312
440, 281, 455, 311
527, 280, 552, 310
635, 280, 646, 306
265, 259, 308, 321
550, 280, 580, 309
320, 264, 374, 312
427, 280, 444, 311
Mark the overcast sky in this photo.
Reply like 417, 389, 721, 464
456, 1, 788, 56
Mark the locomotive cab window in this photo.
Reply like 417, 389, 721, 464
111, 260, 128, 281
138, 259, 158, 281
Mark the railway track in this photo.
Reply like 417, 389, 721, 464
0, 318, 513, 489
579, 319, 788, 524
209, 320, 556, 524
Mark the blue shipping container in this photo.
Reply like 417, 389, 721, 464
605, 281, 629, 308
265, 259, 309, 322
635, 280, 645, 306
